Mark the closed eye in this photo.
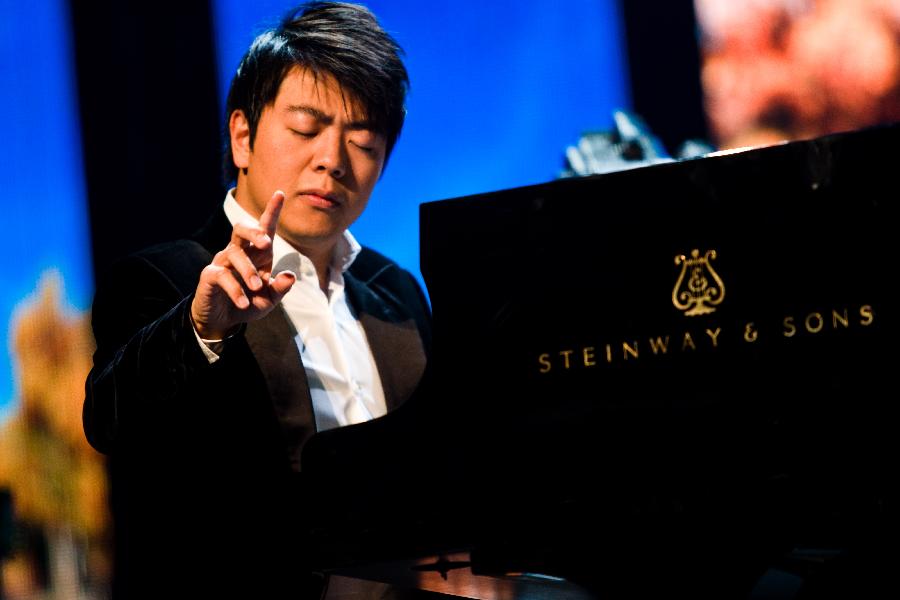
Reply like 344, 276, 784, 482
290, 128, 316, 138
351, 140, 375, 154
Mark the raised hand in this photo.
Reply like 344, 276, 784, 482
190, 191, 296, 339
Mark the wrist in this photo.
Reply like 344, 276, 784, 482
190, 303, 235, 341
191, 319, 239, 341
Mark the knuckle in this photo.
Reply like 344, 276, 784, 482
201, 264, 220, 278
234, 223, 258, 238
226, 245, 249, 264
215, 268, 235, 284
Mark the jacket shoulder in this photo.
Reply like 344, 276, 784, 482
132, 239, 213, 274
349, 246, 432, 354
102, 239, 213, 298
348, 246, 399, 283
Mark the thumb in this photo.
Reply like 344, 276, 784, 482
268, 270, 297, 301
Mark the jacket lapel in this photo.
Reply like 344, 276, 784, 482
193, 207, 425, 464
344, 272, 427, 412
191, 207, 318, 471
244, 306, 316, 472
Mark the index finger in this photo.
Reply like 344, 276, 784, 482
258, 190, 285, 239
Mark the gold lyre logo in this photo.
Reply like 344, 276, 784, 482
673, 249, 725, 316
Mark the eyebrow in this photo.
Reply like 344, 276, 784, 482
285, 104, 376, 131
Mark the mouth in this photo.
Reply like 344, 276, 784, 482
297, 189, 342, 210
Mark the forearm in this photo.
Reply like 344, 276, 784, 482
82, 247, 219, 454
84, 295, 214, 453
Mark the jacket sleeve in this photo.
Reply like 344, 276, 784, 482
83, 245, 215, 455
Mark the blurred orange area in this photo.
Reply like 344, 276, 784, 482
0, 271, 109, 597
695, 0, 900, 149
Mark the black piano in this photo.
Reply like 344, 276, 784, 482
300, 123, 900, 599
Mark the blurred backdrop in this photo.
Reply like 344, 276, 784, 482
2, 0, 899, 597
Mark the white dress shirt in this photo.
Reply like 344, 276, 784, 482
196, 191, 387, 431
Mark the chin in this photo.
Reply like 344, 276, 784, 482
283, 216, 339, 239
281, 227, 340, 250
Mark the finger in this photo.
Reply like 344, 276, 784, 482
205, 265, 250, 309
223, 245, 263, 291
267, 270, 297, 301
258, 190, 285, 240
230, 222, 271, 250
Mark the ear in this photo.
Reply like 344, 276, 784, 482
229, 109, 251, 170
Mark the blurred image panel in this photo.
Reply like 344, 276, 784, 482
0, 0, 108, 598
696, 0, 900, 149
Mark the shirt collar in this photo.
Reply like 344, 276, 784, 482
223, 189, 361, 274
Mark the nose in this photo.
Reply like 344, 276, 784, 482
312, 130, 347, 179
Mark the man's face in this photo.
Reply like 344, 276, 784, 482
231, 67, 386, 255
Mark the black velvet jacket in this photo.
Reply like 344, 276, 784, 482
83, 207, 431, 599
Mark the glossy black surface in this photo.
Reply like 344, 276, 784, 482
302, 124, 900, 598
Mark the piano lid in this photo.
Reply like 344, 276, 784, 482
420, 121, 896, 415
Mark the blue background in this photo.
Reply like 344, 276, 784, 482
0, 0, 93, 419
0, 0, 630, 416
212, 0, 631, 275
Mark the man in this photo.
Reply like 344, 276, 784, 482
84, 3, 431, 598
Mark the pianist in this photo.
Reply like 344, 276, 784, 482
83, 2, 431, 598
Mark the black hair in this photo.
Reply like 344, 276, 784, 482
223, 2, 409, 184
